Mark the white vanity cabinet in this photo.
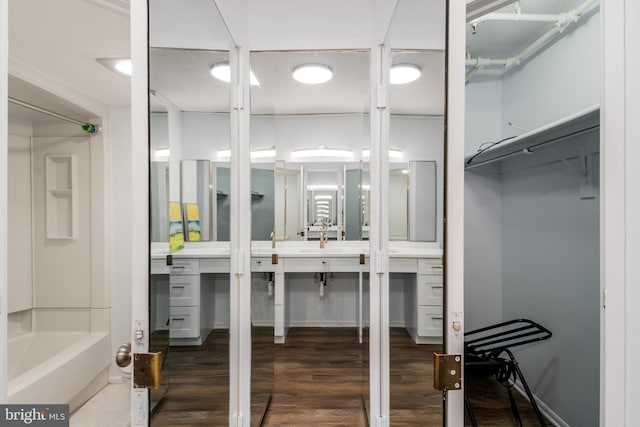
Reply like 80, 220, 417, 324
168, 259, 209, 345
151, 255, 230, 346
416, 259, 444, 343
390, 255, 444, 344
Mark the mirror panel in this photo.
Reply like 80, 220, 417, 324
148, 0, 233, 424
250, 50, 370, 241
249, 48, 371, 422
150, 112, 170, 243
385, 0, 446, 424
251, 164, 276, 241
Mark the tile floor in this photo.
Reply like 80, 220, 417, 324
70, 382, 130, 426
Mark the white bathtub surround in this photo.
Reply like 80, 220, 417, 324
8, 332, 110, 412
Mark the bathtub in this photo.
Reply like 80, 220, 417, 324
8, 331, 111, 412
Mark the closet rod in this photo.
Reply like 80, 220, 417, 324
8, 97, 101, 135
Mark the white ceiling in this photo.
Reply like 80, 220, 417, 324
7, 0, 590, 126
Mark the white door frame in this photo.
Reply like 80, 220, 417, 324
130, 0, 150, 424
601, 0, 640, 425
0, 0, 8, 404
445, 0, 466, 424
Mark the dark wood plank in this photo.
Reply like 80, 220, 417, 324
151, 327, 549, 426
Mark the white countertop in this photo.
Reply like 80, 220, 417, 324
152, 240, 442, 259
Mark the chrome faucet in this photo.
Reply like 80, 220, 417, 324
319, 225, 328, 248
271, 229, 276, 249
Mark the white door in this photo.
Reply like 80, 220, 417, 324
129, 1, 151, 424
444, 1, 467, 425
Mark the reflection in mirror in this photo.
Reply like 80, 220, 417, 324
389, 161, 437, 241
148, 0, 234, 423
251, 163, 275, 241
251, 49, 370, 241
150, 112, 170, 243
250, 48, 370, 423
386, 15, 446, 425
305, 166, 342, 239
180, 159, 212, 241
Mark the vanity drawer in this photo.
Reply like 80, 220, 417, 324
252, 257, 275, 272
389, 258, 418, 273
418, 259, 443, 275
283, 258, 328, 272
151, 259, 169, 275
200, 258, 230, 273
169, 275, 200, 306
169, 306, 200, 338
417, 275, 443, 306
328, 257, 361, 272
169, 259, 199, 275
417, 305, 443, 337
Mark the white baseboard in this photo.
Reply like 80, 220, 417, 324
513, 381, 569, 427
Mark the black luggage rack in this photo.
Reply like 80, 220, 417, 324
464, 319, 552, 426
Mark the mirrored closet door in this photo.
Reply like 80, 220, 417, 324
148, 0, 233, 423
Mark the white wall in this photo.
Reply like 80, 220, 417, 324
464, 76, 502, 157
500, 11, 601, 137
7, 126, 32, 315
109, 106, 133, 380
463, 172, 502, 330
501, 156, 600, 426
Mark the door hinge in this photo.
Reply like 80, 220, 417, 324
433, 353, 462, 391
133, 351, 163, 389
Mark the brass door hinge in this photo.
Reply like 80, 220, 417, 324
134, 352, 163, 389
272, 254, 279, 264
433, 353, 462, 391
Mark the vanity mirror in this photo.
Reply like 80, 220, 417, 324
149, 47, 232, 243
250, 49, 370, 241
150, 110, 170, 243
388, 49, 445, 244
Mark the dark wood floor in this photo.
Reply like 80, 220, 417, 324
151, 327, 548, 426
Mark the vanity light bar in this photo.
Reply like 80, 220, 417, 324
251, 148, 276, 159
307, 184, 338, 191
217, 148, 276, 160
292, 147, 353, 159
155, 148, 170, 159
362, 148, 403, 159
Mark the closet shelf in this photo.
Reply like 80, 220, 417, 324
465, 105, 600, 171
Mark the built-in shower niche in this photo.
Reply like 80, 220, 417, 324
45, 154, 78, 240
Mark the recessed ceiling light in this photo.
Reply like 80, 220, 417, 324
292, 64, 333, 84
96, 58, 132, 76
390, 64, 421, 84
210, 63, 260, 86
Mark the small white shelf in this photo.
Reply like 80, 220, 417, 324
45, 155, 78, 240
